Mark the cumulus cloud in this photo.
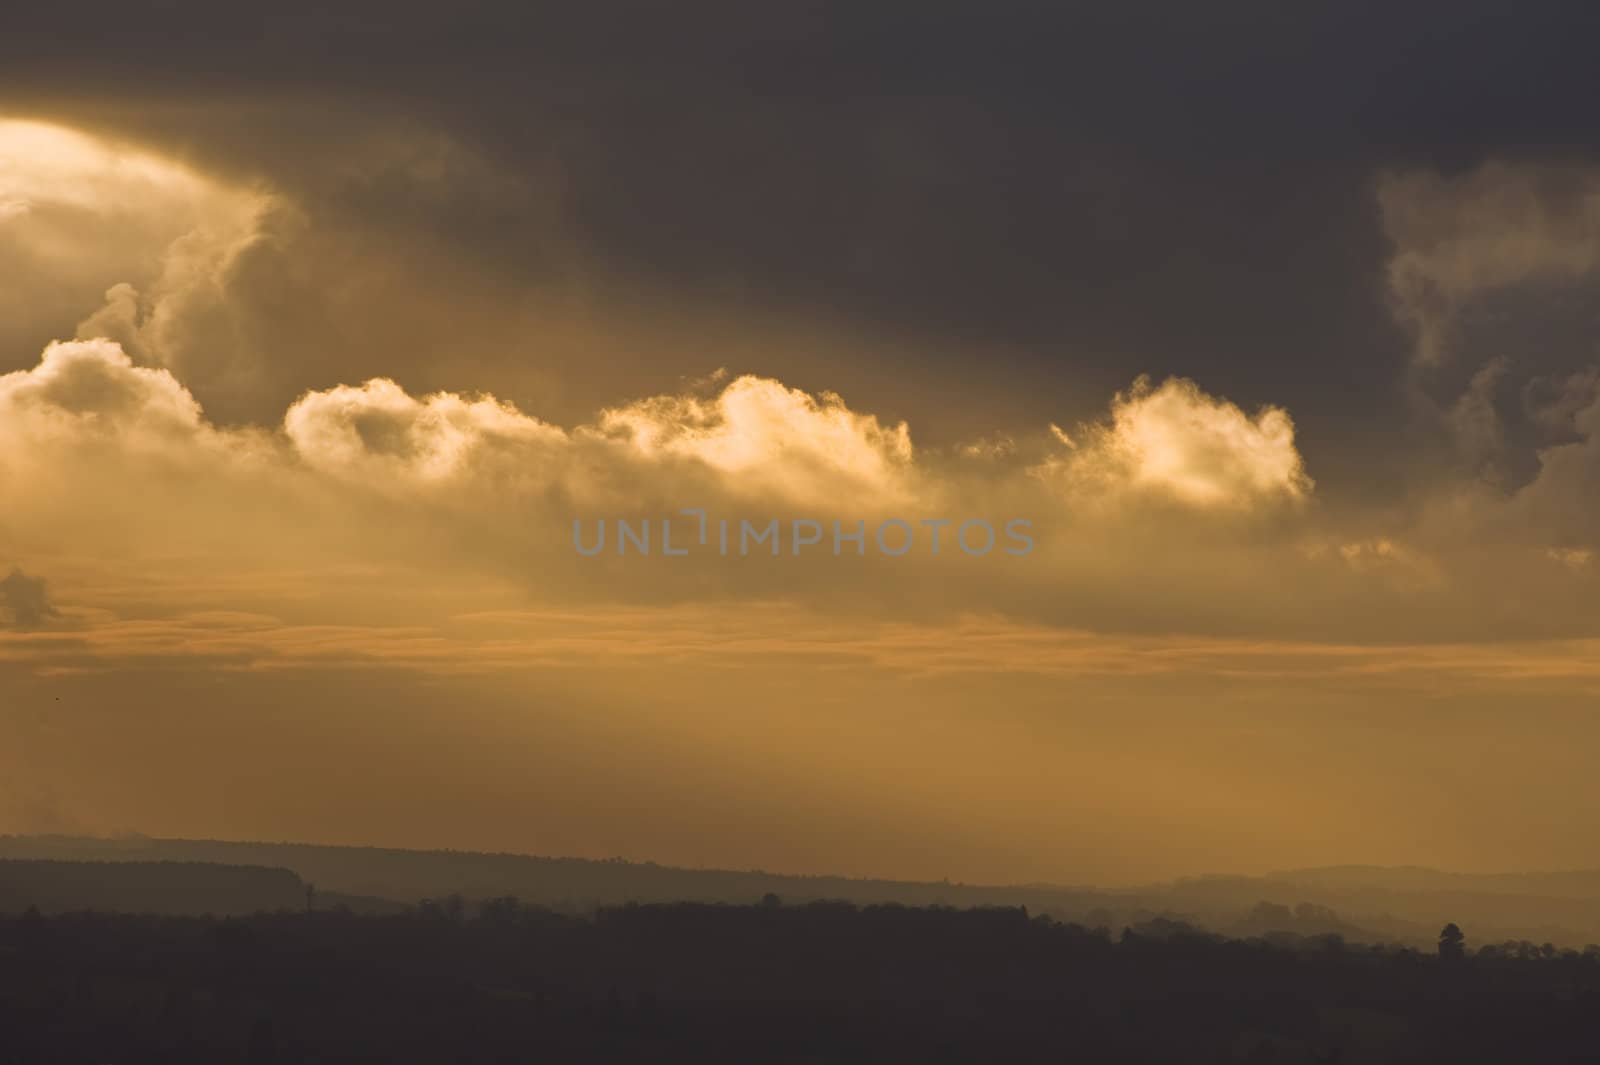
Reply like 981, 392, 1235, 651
1447, 359, 1514, 484
1527, 367, 1600, 439
0, 338, 205, 442
13, 333, 1600, 649
1040, 376, 1312, 509
274, 370, 927, 516
5, 338, 932, 519
595, 374, 917, 508
0, 339, 310, 576
73, 196, 283, 389
1504, 385, 1600, 541
0, 335, 1356, 640
1377, 161, 1600, 497
9, 335, 1319, 530
285, 378, 567, 487
1379, 163, 1600, 368
0, 119, 270, 383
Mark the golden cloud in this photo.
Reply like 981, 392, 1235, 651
1, 338, 204, 441
0, 119, 271, 384
596, 374, 917, 508
1037, 375, 1312, 508
285, 378, 567, 486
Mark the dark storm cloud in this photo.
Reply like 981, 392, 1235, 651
7, 1, 1600, 492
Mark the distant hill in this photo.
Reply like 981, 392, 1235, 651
5, 836, 1600, 948
0, 835, 1118, 917
1274, 864, 1600, 899
0, 858, 304, 916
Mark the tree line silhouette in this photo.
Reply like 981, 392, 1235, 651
4, 897, 1600, 1063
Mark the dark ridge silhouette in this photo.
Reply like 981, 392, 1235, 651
0, 859, 305, 916
8, 835, 1600, 948
3, 902, 1600, 1064
0, 833, 1124, 919
1275, 864, 1600, 898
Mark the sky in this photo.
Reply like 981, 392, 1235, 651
3, 2, 1600, 885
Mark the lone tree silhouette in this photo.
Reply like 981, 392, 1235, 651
1439, 922, 1466, 962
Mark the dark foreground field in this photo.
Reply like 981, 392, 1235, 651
3, 901, 1600, 1065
